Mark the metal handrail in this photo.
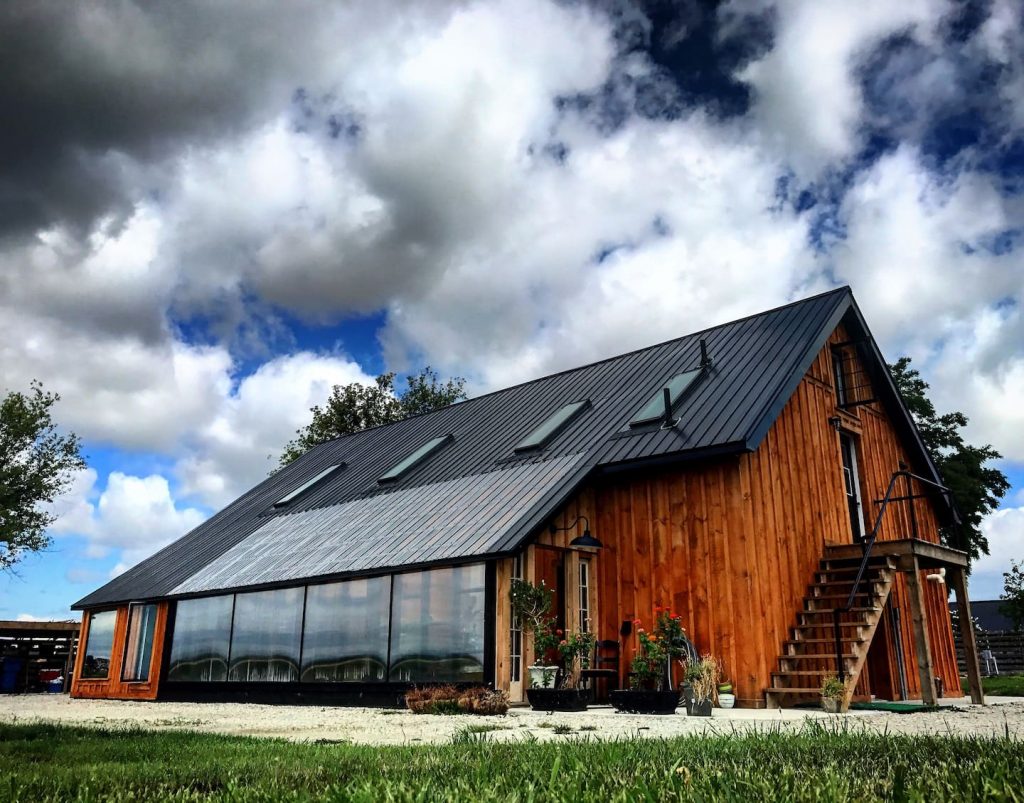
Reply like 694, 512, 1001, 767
831, 469, 953, 681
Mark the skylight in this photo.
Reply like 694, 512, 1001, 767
273, 464, 345, 508
514, 400, 590, 452
629, 369, 703, 427
378, 435, 453, 484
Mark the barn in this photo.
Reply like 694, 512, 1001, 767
70, 287, 985, 709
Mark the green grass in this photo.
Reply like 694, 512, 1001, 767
0, 721, 1020, 802
963, 674, 1024, 697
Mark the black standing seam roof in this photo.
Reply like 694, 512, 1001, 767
73, 286, 949, 609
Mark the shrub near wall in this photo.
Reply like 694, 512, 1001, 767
405, 685, 510, 715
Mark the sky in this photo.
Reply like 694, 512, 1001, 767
1, 0, 1022, 621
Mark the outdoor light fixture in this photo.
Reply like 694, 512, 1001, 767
549, 515, 603, 549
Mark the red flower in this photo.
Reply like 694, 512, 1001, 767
559, 640, 567, 646
555, 629, 563, 636
654, 605, 662, 612
632, 618, 642, 626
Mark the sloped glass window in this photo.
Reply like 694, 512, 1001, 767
301, 576, 391, 683
167, 595, 234, 682
514, 400, 590, 452
378, 435, 452, 484
629, 369, 703, 426
80, 609, 116, 679
273, 464, 344, 508
121, 603, 158, 682
228, 587, 304, 682
388, 564, 485, 683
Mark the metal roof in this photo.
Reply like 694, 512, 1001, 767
76, 286, 942, 608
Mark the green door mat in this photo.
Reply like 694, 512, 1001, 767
849, 702, 938, 713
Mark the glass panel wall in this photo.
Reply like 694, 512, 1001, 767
164, 562, 488, 685
228, 587, 304, 682
301, 576, 391, 682
167, 595, 233, 681
81, 610, 116, 679
389, 564, 485, 683
121, 603, 158, 681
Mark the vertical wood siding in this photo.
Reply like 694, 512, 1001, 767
526, 327, 960, 706
70, 602, 169, 700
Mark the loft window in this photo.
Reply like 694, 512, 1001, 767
513, 400, 590, 452
629, 368, 703, 427
273, 464, 345, 508
832, 348, 848, 407
378, 435, 453, 484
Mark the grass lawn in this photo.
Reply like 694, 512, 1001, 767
974, 674, 1024, 697
1, 722, 1021, 802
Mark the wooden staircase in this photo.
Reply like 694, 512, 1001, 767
765, 545, 897, 710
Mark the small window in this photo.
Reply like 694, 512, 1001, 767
832, 349, 848, 407
629, 369, 703, 427
122, 603, 158, 682
378, 435, 453, 484
514, 400, 590, 452
80, 610, 116, 679
273, 464, 344, 508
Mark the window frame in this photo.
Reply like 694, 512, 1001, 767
79, 608, 118, 680
120, 602, 159, 683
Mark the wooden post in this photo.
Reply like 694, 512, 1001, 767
904, 557, 938, 705
949, 566, 985, 705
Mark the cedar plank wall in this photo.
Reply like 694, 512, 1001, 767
507, 325, 959, 706
70, 603, 169, 700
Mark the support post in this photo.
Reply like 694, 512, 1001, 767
904, 557, 938, 705
949, 566, 985, 705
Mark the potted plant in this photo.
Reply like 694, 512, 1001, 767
686, 654, 720, 717
717, 679, 735, 709
609, 609, 689, 714
821, 674, 845, 714
510, 579, 558, 689
511, 579, 594, 711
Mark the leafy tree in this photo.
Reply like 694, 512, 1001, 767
278, 367, 467, 468
0, 382, 86, 571
1001, 560, 1024, 632
889, 357, 1009, 564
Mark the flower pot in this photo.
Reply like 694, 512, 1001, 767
609, 689, 679, 714
689, 698, 713, 717
528, 665, 556, 689
718, 693, 735, 709
821, 696, 841, 714
680, 682, 694, 714
526, 688, 588, 712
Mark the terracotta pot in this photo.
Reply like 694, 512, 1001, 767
526, 688, 588, 712
609, 689, 679, 714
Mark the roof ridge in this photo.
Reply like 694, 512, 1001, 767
314, 285, 853, 447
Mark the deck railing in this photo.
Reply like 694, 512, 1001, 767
832, 469, 955, 682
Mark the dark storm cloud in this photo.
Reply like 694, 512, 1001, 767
0, 1, 342, 238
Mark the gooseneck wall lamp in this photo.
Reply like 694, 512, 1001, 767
548, 515, 603, 549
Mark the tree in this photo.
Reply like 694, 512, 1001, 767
1001, 560, 1024, 632
888, 357, 1009, 565
278, 367, 467, 468
0, 381, 86, 571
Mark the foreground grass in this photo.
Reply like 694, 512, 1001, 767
972, 674, 1024, 697
0, 721, 1021, 802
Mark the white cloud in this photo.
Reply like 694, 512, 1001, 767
971, 506, 1024, 599
730, 0, 946, 174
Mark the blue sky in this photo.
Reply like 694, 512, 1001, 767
1, 0, 1023, 620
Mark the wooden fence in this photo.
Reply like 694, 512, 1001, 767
952, 622, 1024, 675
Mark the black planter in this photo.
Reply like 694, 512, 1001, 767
526, 688, 589, 712
609, 689, 679, 714
680, 683, 693, 714
689, 698, 713, 717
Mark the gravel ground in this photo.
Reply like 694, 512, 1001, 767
1, 694, 1020, 745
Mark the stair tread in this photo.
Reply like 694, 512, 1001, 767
785, 638, 866, 645
773, 669, 843, 676
782, 653, 858, 660
766, 687, 831, 695
800, 607, 880, 614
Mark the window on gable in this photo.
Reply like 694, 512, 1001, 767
378, 435, 453, 484
629, 369, 703, 427
273, 464, 345, 508
513, 400, 590, 453
832, 348, 849, 407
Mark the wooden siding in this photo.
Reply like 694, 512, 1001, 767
510, 327, 960, 706
70, 603, 168, 700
